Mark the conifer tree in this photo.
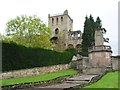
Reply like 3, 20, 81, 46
95, 16, 102, 29
81, 15, 99, 56
82, 15, 107, 56
81, 16, 92, 56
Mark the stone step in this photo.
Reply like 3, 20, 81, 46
66, 75, 98, 82
40, 83, 80, 89
16, 74, 100, 90
66, 78, 90, 81
65, 80, 89, 84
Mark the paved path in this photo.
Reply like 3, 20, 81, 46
40, 83, 80, 88
66, 74, 98, 81
17, 74, 99, 90
40, 74, 98, 88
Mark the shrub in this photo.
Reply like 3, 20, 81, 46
65, 48, 77, 56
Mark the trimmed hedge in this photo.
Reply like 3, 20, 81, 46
2, 41, 74, 72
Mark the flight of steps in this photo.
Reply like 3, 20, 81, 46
16, 74, 100, 90
65, 74, 99, 88
39, 74, 99, 89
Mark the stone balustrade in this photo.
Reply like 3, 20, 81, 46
88, 45, 112, 53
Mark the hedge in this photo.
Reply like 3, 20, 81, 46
2, 41, 75, 72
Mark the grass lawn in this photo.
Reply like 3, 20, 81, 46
0, 69, 78, 86
84, 71, 120, 88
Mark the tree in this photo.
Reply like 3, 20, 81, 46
89, 15, 96, 46
95, 16, 102, 29
0, 33, 3, 40
81, 15, 108, 56
81, 15, 95, 56
6, 15, 53, 49
81, 16, 89, 56
0, 33, 6, 41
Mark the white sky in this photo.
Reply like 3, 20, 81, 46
0, 0, 119, 55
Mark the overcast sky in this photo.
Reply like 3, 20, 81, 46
0, 0, 119, 55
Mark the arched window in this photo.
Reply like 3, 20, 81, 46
76, 44, 81, 48
56, 18, 58, 24
61, 17, 63, 21
68, 44, 74, 48
55, 28, 59, 34
52, 18, 54, 24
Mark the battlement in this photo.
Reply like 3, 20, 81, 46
48, 13, 63, 17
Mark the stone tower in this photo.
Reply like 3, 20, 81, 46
48, 10, 73, 51
49, 10, 82, 51
48, 10, 73, 37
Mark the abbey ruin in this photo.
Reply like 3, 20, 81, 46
48, 10, 82, 51
1, 10, 119, 90
48, 10, 119, 70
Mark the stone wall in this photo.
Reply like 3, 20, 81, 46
1, 55, 119, 80
70, 55, 89, 72
89, 51, 112, 67
111, 56, 120, 71
0, 64, 70, 80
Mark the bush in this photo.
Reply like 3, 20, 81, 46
65, 48, 77, 56
78, 51, 88, 57
2, 41, 74, 72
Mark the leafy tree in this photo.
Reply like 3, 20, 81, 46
0, 33, 3, 40
6, 15, 53, 49
0, 33, 7, 41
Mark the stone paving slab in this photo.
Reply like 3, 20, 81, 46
17, 87, 75, 90
40, 83, 80, 89
65, 80, 89, 84
40, 75, 98, 89
66, 75, 98, 81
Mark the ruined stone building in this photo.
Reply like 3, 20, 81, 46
48, 10, 82, 51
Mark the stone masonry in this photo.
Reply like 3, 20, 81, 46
1, 64, 70, 80
49, 10, 82, 51
88, 28, 112, 68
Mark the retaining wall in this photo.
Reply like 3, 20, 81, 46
0, 64, 70, 80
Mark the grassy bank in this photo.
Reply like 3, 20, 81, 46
84, 71, 120, 88
1, 69, 78, 86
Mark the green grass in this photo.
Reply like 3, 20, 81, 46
1, 69, 78, 86
84, 71, 120, 88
